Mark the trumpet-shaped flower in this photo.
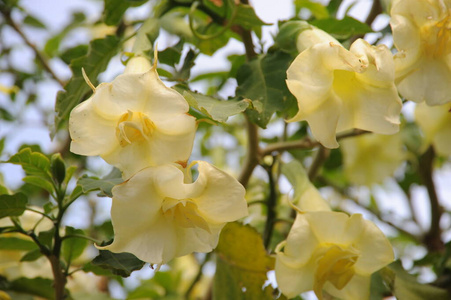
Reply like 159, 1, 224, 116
415, 102, 451, 156
69, 56, 196, 179
391, 0, 451, 105
341, 133, 405, 185
286, 38, 402, 148
100, 161, 248, 265
276, 211, 394, 300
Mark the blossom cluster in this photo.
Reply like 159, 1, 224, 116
69, 52, 248, 266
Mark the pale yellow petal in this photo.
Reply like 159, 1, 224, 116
275, 254, 316, 298
324, 273, 371, 300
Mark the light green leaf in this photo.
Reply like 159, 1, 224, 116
77, 168, 123, 198
7, 148, 51, 178
0, 193, 28, 219
236, 51, 296, 128
23, 176, 55, 194
311, 16, 372, 40
295, 0, 329, 19
232, 1, 269, 36
0, 237, 38, 251
213, 222, 275, 300
182, 90, 251, 122
388, 262, 450, 300
132, 17, 160, 55
281, 160, 310, 201
91, 250, 145, 277
20, 249, 43, 262
62, 227, 89, 263
54, 35, 122, 133
23, 15, 46, 29
0, 277, 60, 300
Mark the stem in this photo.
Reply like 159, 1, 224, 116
0, 6, 65, 87
365, 0, 383, 28
238, 115, 260, 187
262, 159, 277, 251
262, 129, 369, 156
308, 146, 330, 181
185, 253, 211, 299
419, 146, 444, 252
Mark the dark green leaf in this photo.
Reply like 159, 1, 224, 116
91, 250, 145, 277
54, 35, 122, 133
236, 51, 296, 128
50, 153, 66, 186
37, 228, 55, 249
20, 249, 43, 262
0, 237, 38, 251
232, 2, 269, 34
60, 44, 89, 65
182, 90, 251, 122
276, 20, 312, 53
158, 40, 184, 67
0, 193, 27, 219
0, 277, 61, 300
0, 107, 14, 121
62, 226, 89, 263
23, 15, 46, 29
327, 0, 343, 17
214, 222, 275, 300
103, 0, 148, 25
311, 16, 372, 40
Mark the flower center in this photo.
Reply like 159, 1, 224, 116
161, 198, 211, 233
115, 110, 155, 147
422, 9, 451, 58
313, 244, 359, 300
333, 70, 359, 99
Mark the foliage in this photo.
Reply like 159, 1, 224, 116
0, 0, 450, 299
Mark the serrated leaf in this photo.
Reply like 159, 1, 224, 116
20, 248, 43, 262
62, 227, 89, 263
54, 35, 122, 133
236, 51, 296, 128
91, 250, 145, 277
213, 222, 275, 300
311, 16, 372, 40
77, 169, 122, 198
0, 193, 28, 219
0, 237, 38, 251
183, 91, 250, 122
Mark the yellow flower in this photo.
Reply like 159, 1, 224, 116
286, 38, 402, 148
415, 102, 451, 156
295, 21, 339, 53
69, 55, 197, 179
100, 161, 248, 265
391, 0, 451, 105
341, 133, 405, 185
275, 211, 394, 300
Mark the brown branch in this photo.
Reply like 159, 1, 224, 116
350, 0, 383, 43
0, 6, 65, 87
308, 145, 330, 181
419, 146, 444, 252
262, 129, 369, 156
238, 114, 261, 187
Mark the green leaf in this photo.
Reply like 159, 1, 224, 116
311, 16, 372, 40
54, 35, 122, 133
77, 168, 123, 198
0, 237, 38, 251
23, 15, 47, 28
295, 0, 329, 19
158, 40, 184, 67
236, 51, 296, 128
62, 227, 89, 263
232, 2, 269, 35
50, 153, 66, 186
20, 248, 43, 262
182, 90, 251, 122
7, 148, 51, 178
387, 262, 450, 300
276, 20, 312, 53
60, 44, 89, 64
91, 250, 145, 277
132, 17, 160, 55
0, 193, 27, 219
281, 160, 310, 200
213, 222, 275, 300
103, 0, 148, 25
22, 176, 55, 194
37, 228, 55, 249
0, 277, 60, 300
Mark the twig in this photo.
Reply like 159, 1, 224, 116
185, 253, 211, 299
262, 159, 278, 251
238, 115, 261, 187
349, 0, 382, 43
262, 129, 369, 156
308, 145, 330, 181
419, 146, 444, 252
0, 6, 65, 87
